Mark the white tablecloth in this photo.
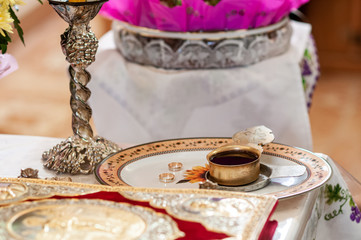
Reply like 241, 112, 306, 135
88, 21, 313, 150
1, 134, 360, 239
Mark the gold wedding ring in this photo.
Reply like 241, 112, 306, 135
168, 162, 183, 172
159, 173, 175, 183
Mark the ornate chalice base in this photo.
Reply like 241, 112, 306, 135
43, 0, 120, 174
43, 136, 120, 174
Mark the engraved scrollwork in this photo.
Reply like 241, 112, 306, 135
176, 40, 213, 68
0, 182, 28, 206
113, 17, 292, 69
0, 199, 184, 240
119, 34, 144, 62
121, 191, 275, 239
0, 180, 96, 206
213, 40, 245, 67
145, 40, 175, 68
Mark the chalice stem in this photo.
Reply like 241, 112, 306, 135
69, 66, 93, 140
61, 21, 98, 141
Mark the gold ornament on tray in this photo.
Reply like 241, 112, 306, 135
18, 168, 39, 179
0, 182, 28, 205
42, 0, 120, 174
2, 199, 184, 240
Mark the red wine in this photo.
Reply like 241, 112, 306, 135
210, 151, 258, 165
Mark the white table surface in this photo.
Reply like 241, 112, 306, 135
3, 134, 359, 239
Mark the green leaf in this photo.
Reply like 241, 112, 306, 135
349, 196, 355, 207
324, 184, 345, 205
0, 32, 11, 43
160, 0, 182, 8
0, 44, 8, 54
9, 7, 25, 45
0, 32, 12, 54
304, 49, 311, 60
204, 0, 222, 6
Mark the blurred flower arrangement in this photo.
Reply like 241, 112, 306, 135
0, 0, 42, 78
100, 0, 309, 32
0, 0, 25, 53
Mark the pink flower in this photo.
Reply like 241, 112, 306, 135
0, 54, 18, 79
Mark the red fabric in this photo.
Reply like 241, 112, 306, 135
53, 191, 228, 240
258, 202, 279, 240
259, 220, 278, 240
52, 191, 278, 240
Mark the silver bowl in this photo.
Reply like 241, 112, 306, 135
113, 17, 292, 69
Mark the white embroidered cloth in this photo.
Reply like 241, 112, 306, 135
88, 21, 313, 150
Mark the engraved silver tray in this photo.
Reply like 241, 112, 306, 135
0, 178, 278, 240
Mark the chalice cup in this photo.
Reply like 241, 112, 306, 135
42, 0, 120, 174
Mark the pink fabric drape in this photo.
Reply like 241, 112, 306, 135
100, 0, 309, 31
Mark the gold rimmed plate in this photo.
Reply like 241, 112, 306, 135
95, 138, 332, 199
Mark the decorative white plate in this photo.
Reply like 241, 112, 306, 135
95, 138, 332, 199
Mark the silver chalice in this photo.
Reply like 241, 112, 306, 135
42, 0, 120, 174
